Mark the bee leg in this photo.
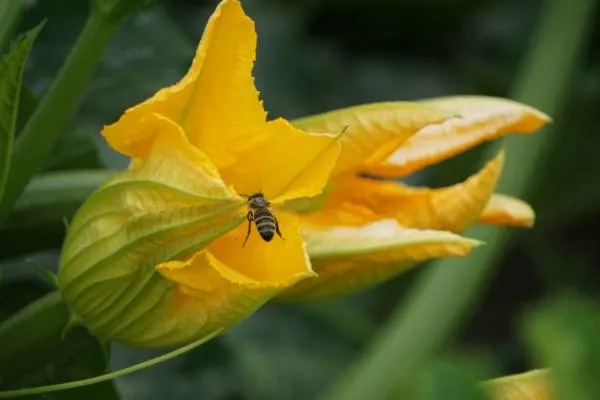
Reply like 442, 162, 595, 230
275, 217, 285, 241
242, 211, 253, 247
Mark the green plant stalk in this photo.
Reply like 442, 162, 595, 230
0, 322, 222, 398
0, 11, 118, 225
323, 0, 596, 398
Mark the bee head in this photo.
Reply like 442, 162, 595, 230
247, 192, 269, 208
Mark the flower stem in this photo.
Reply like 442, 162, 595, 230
323, 0, 596, 398
0, 10, 117, 224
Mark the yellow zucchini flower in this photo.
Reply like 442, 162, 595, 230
280, 96, 549, 300
57, 0, 341, 348
57, 0, 550, 347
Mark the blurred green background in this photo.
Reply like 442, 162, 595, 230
1, 0, 599, 399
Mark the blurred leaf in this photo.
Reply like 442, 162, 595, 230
49, 381, 120, 400
398, 358, 490, 400
524, 298, 600, 400
0, 292, 118, 399
45, 126, 104, 171
0, 5, 119, 225
92, 0, 153, 25
0, 170, 109, 258
8, 168, 105, 228
323, 0, 595, 397
0, 0, 24, 51
0, 22, 44, 203
14, 86, 104, 171
15, 85, 37, 135
534, 102, 600, 227
111, 305, 357, 400
0, 278, 51, 322
485, 369, 551, 400
81, 7, 194, 170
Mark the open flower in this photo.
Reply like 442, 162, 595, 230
57, 0, 342, 348
57, 0, 549, 346
279, 96, 549, 301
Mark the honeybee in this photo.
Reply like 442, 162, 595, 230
242, 192, 284, 247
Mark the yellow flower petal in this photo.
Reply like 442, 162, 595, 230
65, 114, 242, 264
293, 102, 457, 176
366, 96, 549, 178
305, 151, 504, 233
103, 113, 229, 189
300, 202, 380, 227
101, 0, 266, 167
486, 369, 552, 400
208, 211, 316, 283
151, 250, 290, 347
279, 220, 481, 301
58, 114, 247, 348
478, 193, 535, 228
217, 118, 341, 204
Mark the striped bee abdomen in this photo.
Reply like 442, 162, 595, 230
243, 192, 284, 247
253, 208, 276, 241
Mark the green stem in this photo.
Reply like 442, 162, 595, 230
0, 10, 118, 224
323, 0, 596, 398
0, 314, 222, 398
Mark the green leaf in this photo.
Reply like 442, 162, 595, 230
0, 170, 109, 259
45, 127, 104, 171
92, 0, 154, 25
0, 316, 222, 399
8, 168, 109, 230
396, 358, 491, 400
0, 292, 119, 399
0, 0, 25, 51
524, 298, 600, 400
0, 10, 119, 225
0, 22, 44, 203
15, 84, 37, 136
45, 380, 120, 400
0, 279, 51, 323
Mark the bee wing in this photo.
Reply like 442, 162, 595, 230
269, 202, 286, 212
